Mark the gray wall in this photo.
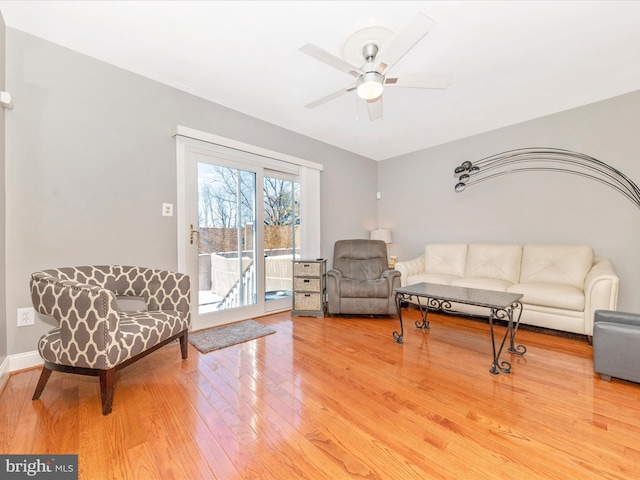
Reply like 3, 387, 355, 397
4, 28, 377, 356
379, 90, 640, 313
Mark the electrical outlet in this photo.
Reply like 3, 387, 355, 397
17, 307, 35, 327
162, 203, 173, 217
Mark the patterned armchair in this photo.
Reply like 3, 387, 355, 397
30, 266, 191, 415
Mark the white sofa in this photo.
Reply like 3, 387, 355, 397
395, 244, 619, 338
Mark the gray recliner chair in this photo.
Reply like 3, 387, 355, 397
327, 239, 401, 315
593, 310, 640, 383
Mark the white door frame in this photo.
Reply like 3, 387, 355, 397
174, 127, 323, 331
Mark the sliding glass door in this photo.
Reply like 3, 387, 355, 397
197, 162, 257, 315
177, 136, 310, 331
263, 172, 300, 312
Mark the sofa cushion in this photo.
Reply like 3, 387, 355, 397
424, 244, 468, 277
520, 245, 593, 289
407, 273, 460, 286
451, 277, 513, 292
508, 282, 585, 311
464, 244, 522, 283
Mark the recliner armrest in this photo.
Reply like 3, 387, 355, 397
382, 269, 401, 296
326, 269, 343, 314
327, 269, 343, 280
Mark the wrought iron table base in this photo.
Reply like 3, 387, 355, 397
488, 303, 525, 375
393, 292, 525, 375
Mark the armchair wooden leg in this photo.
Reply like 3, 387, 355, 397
32, 366, 53, 400
179, 330, 189, 359
99, 368, 116, 415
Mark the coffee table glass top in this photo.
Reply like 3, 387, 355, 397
395, 282, 523, 309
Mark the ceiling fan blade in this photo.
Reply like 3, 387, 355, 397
384, 74, 451, 90
300, 43, 362, 78
304, 85, 356, 109
367, 97, 383, 121
376, 13, 436, 75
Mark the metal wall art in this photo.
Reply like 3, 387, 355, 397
453, 147, 640, 209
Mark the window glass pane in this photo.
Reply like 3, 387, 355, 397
264, 175, 300, 302
198, 163, 257, 313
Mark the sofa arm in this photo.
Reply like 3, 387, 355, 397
394, 255, 425, 287
30, 271, 122, 369
583, 257, 620, 336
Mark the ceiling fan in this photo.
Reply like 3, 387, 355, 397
300, 13, 451, 121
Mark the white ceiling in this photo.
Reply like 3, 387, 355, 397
2, 1, 640, 161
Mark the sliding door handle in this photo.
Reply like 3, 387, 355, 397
189, 224, 199, 245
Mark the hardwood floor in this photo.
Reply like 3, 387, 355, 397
2, 310, 640, 479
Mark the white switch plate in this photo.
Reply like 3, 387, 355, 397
17, 307, 35, 327
162, 203, 173, 217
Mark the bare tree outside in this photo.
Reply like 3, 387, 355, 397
199, 164, 299, 232
263, 176, 299, 226
197, 162, 300, 311
198, 164, 253, 228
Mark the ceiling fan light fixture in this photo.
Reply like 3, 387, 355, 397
356, 72, 384, 100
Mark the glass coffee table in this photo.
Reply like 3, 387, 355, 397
393, 282, 526, 375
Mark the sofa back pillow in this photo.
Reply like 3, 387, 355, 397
520, 245, 593, 289
465, 244, 523, 283
424, 244, 468, 277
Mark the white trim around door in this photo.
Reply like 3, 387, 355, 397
174, 126, 323, 330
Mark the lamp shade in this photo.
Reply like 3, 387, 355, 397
370, 228, 392, 244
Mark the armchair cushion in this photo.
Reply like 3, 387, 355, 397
118, 310, 187, 359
